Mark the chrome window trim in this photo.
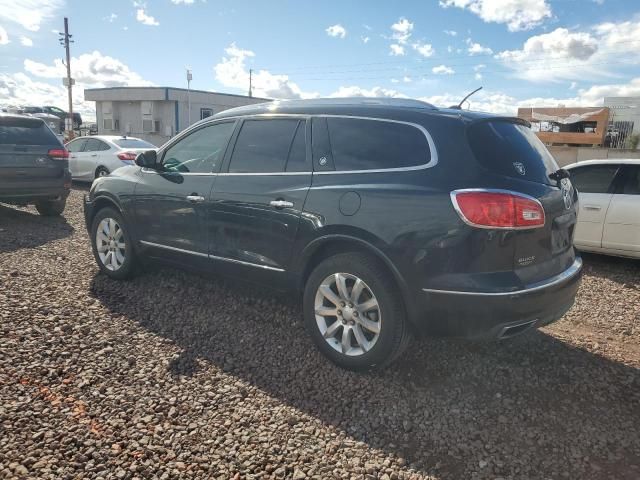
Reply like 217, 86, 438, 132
450, 188, 546, 231
313, 115, 438, 175
422, 257, 582, 296
139, 240, 285, 272
152, 113, 438, 176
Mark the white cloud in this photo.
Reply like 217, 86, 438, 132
326, 24, 346, 38
136, 8, 159, 26
20, 36, 33, 46
390, 17, 413, 44
0, 26, 9, 45
439, 0, 552, 32
389, 44, 405, 56
413, 41, 435, 57
466, 38, 493, 55
105, 13, 118, 22
171, 0, 195, 4
213, 43, 318, 99
329, 85, 407, 98
24, 50, 153, 87
494, 21, 640, 82
0, 0, 64, 32
432, 64, 455, 75
444, 29, 457, 36
475, 73, 483, 80
570, 81, 577, 90
403, 76, 412, 83
361, 36, 370, 44
421, 77, 640, 115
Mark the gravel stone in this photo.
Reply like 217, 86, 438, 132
0, 189, 639, 479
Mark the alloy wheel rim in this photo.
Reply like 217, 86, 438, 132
96, 218, 126, 271
314, 273, 381, 356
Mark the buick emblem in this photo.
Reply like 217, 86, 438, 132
513, 162, 526, 175
561, 178, 573, 210
319, 156, 328, 166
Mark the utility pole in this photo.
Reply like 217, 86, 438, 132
186, 68, 192, 128
59, 17, 74, 139
248, 68, 252, 97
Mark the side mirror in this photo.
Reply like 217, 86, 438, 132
135, 150, 158, 168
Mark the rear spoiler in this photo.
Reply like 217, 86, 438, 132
467, 116, 531, 128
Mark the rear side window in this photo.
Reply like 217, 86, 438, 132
84, 139, 111, 151
326, 117, 430, 171
285, 122, 308, 172
0, 117, 60, 146
468, 120, 559, 185
229, 119, 299, 173
114, 138, 155, 149
66, 139, 86, 152
570, 165, 619, 194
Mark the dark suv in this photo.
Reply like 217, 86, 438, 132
0, 114, 71, 216
83, 98, 582, 370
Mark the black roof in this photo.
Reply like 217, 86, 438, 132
212, 97, 500, 122
0, 112, 45, 125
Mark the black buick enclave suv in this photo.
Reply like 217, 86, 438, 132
84, 98, 582, 370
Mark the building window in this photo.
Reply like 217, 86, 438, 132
103, 118, 113, 130
200, 108, 213, 120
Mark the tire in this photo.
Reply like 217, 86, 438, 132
95, 166, 110, 180
303, 252, 411, 371
35, 197, 66, 216
90, 207, 137, 279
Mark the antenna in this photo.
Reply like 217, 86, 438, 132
449, 86, 483, 110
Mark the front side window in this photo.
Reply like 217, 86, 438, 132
66, 139, 86, 152
162, 121, 235, 173
570, 165, 619, 194
326, 117, 431, 171
620, 166, 640, 195
228, 119, 300, 173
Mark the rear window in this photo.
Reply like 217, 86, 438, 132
327, 117, 430, 171
114, 138, 155, 149
569, 164, 619, 194
468, 120, 558, 185
0, 117, 60, 146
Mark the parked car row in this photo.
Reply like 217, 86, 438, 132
2, 105, 82, 130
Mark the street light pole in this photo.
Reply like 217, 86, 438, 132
59, 17, 74, 139
186, 69, 192, 128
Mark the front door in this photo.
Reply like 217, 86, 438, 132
207, 117, 311, 275
571, 163, 620, 249
134, 120, 237, 266
602, 165, 640, 254
65, 138, 86, 179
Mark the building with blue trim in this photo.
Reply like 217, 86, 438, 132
84, 87, 268, 146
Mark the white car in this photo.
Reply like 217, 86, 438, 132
65, 135, 156, 181
566, 159, 640, 259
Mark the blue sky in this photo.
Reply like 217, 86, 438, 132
1, 0, 639, 119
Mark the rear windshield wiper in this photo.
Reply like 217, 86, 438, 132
549, 168, 570, 182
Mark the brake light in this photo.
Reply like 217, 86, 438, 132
117, 152, 138, 161
48, 148, 69, 160
451, 190, 545, 229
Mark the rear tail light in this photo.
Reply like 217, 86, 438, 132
117, 152, 137, 161
450, 189, 545, 229
48, 148, 69, 160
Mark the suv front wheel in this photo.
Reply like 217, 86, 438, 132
90, 207, 137, 279
303, 252, 411, 371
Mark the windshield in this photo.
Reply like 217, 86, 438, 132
114, 138, 155, 149
468, 120, 559, 185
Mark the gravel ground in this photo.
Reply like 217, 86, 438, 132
1, 187, 639, 480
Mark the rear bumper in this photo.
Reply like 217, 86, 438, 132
415, 257, 583, 339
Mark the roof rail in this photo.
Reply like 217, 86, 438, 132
265, 97, 437, 109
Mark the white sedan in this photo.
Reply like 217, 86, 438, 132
566, 159, 640, 259
65, 135, 156, 181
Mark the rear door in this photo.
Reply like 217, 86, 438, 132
467, 119, 578, 282
0, 116, 64, 195
569, 164, 621, 249
602, 165, 640, 254
78, 138, 111, 178
208, 117, 312, 273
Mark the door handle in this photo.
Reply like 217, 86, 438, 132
90, 154, 97, 157
186, 195, 205, 203
584, 205, 601, 211
270, 199, 293, 209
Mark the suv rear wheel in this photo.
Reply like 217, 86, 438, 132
303, 252, 410, 371
35, 197, 66, 216
91, 207, 136, 279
